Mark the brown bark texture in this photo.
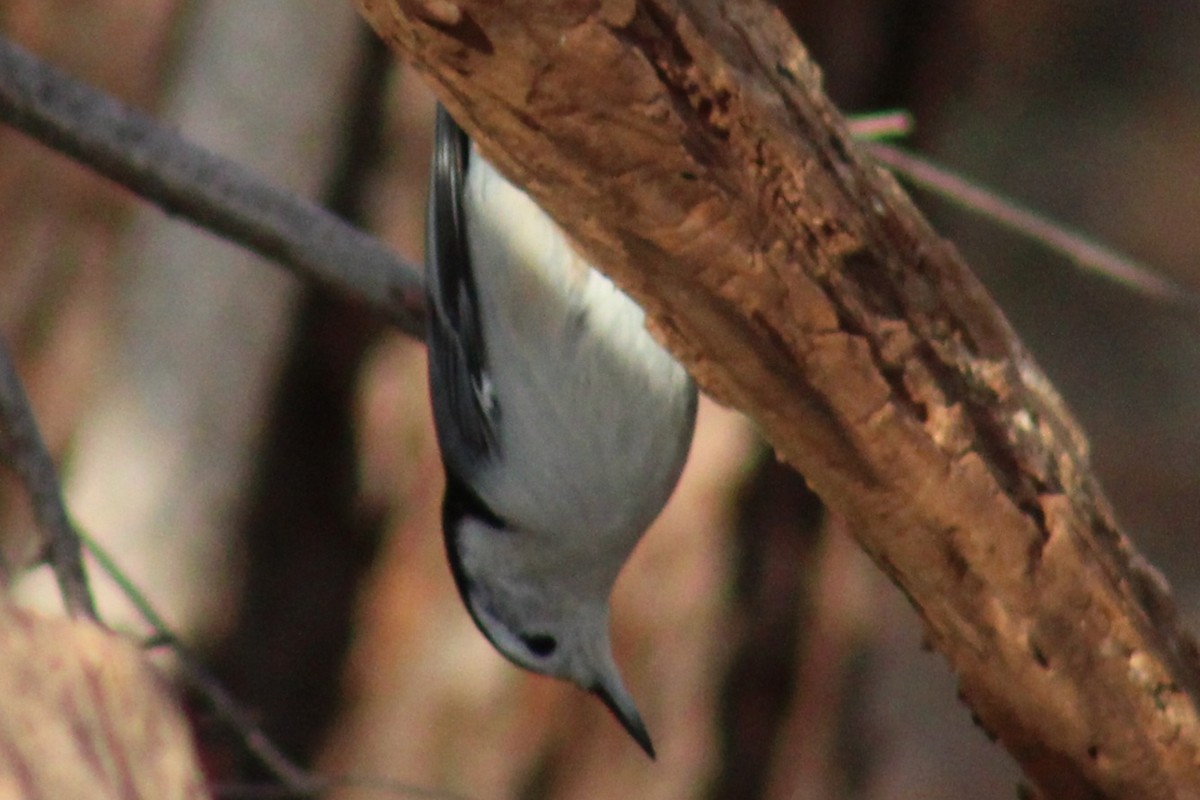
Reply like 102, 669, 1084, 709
0, 600, 209, 800
354, 0, 1200, 797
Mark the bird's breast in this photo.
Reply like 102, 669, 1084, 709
464, 155, 694, 549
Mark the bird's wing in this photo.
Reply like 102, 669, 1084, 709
426, 105, 501, 470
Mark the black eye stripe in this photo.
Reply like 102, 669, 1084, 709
520, 633, 558, 657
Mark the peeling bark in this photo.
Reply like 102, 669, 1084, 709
354, 0, 1200, 796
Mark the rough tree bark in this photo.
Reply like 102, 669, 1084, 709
354, 1, 1200, 797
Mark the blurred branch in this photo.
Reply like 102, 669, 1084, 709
209, 776, 472, 800
355, 0, 1200, 797
0, 334, 95, 619
868, 141, 1200, 311
77, 531, 314, 793
0, 34, 425, 337
846, 108, 913, 140
94, 535, 467, 800
0, 33, 454, 799
0, 30, 1187, 349
5, 11, 1200, 799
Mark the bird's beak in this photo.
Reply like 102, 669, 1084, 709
593, 679, 656, 759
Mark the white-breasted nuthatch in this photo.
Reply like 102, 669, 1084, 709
424, 106, 697, 758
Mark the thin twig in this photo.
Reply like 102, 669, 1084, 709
0, 335, 96, 619
0, 33, 451, 796
79, 530, 316, 792
89, 537, 466, 799
867, 141, 1200, 312
4, 21, 1200, 796
0, 34, 426, 337
846, 109, 914, 141
210, 775, 474, 800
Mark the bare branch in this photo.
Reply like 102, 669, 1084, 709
0, 34, 426, 337
869, 141, 1200, 312
354, 0, 1200, 796
0, 35, 452, 797
3, 29, 1186, 348
209, 775, 473, 800
79, 532, 315, 792
0, 334, 95, 619
4, 9, 1200, 797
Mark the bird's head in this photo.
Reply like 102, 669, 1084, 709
442, 478, 655, 758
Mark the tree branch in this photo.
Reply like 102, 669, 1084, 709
0, 34, 426, 337
355, 0, 1200, 796
866, 141, 1200, 313
0, 334, 96, 619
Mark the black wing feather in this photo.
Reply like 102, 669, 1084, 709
426, 105, 500, 471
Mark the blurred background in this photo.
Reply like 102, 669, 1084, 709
1, 1, 1198, 798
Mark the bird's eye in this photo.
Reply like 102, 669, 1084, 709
520, 633, 557, 657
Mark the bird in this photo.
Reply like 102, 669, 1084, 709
423, 104, 697, 759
